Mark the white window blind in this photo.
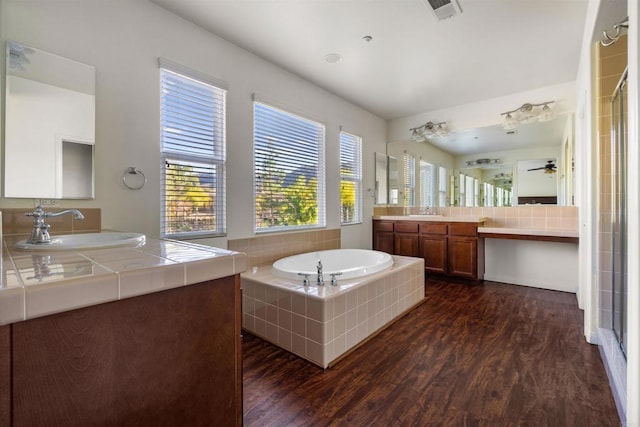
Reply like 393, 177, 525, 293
253, 102, 325, 232
465, 176, 475, 207
340, 131, 362, 224
160, 64, 226, 238
419, 160, 435, 207
403, 153, 415, 207
438, 166, 447, 207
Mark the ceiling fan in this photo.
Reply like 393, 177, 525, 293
527, 160, 557, 174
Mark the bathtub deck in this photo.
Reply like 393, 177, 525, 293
241, 255, 424, 368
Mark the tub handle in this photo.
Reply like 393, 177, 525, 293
330, 272, 343, 286
297, 273, 311, 286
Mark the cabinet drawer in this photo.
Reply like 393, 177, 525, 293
395, 222, 419, 233
449, 223, 478, 237
373, 221, 394, 232
420, 223, 447, 235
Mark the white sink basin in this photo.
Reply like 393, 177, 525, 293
408, 214, 444, 218
15, 232, 146, 251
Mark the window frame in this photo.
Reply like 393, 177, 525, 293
339, 131, 363, 225
252, 100, 326, 233
159, 59, 227, 239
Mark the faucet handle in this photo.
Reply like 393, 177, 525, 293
297, 273, 311, 286
330, 272, 343, 286
25, 205, 45, 218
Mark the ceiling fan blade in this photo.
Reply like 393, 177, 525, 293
527, 167, 545, 171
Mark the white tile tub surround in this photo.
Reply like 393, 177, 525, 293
242, 256, 425, 368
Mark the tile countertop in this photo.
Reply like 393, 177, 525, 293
478, 227, 579, 238
374, 215, 488, 223
0, 234, 248, 326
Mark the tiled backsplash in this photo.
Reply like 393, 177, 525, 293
374, 206, 578, 231
228, 229, 340, 269
2, 208, 102, 235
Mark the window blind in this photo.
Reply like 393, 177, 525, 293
419, 160, 435, 208
160, 66, 226, 237
403, 153, 415, 207
253, 102, 325, 232
340, 131, 362, 225
438, 166, 447, 207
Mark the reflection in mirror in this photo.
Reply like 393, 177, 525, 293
5, 41, 95, 199
453, 165, 513, 207
375, 152, 388, 204
387, 156, 399, 205
517, 158, 558, 204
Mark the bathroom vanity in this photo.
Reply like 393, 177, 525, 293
0, 235, 246, 426
373, 216, 486, 281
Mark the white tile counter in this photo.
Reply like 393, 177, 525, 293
0, 234, 247, 325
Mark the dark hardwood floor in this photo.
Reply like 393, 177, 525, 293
243, 279, 620, 426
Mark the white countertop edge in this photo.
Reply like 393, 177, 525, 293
374, 215, 488, 223
478, 227, 579, 238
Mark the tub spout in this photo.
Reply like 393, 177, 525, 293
317, 260, 324, 286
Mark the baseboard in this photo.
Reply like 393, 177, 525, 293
597, 328, 627, 425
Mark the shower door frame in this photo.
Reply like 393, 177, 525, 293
611, 67, 628, 359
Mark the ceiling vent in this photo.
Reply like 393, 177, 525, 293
424, 0, 462, 21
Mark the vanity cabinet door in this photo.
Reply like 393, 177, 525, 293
448, 236, 478, 279
395, 233, 420, 257
0, 325, 9, 427
419, 234, 448, 274
394, 222, 420, 257
373, 220, 394, 254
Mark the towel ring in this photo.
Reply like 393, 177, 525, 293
123, 167, 146, 190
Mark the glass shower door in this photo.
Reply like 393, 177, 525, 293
611, 68, 628, 358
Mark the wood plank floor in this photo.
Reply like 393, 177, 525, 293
243, 279, 620, 426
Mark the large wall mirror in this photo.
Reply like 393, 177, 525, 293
389, 115, 574, 207
5, 41, 96, 199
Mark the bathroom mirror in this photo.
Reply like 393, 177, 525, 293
374, 152, 399, 205
453, 165, 513, 207
4, 41, 96, 199
516, 158, 558, 204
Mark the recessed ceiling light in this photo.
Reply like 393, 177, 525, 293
362, 35, 373, 42
324, 53, 342, 63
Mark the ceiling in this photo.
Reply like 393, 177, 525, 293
150, 0, 590, 122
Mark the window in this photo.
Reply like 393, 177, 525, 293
438, 166, 447, 207
419, 160, 435, 207
403, 153, 415, 207
253, 101, 325, 232
160, 60, 226, 237
340, 131, 362, 224
459, 172, 466, 206
484, 182, 495, 207
465, 176, 475, 207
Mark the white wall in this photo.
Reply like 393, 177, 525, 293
0, 0, 387, 250
387, 82, 576, 142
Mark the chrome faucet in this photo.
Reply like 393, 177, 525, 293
316, 260, 324, 286
25, 205, 84, 244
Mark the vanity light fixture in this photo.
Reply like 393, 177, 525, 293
410, 121, 449, 142
500, 101, 556, 129
465, 158, 501, 167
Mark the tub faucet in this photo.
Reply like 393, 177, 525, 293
317, 260, 324, 286
25, 205, 84, 244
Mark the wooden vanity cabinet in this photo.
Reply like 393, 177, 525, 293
2, 276, 242, 427
419, 223, 448, 275
373, 219, 483, 281
373, 220, 394, 254
394, 221, 420, 257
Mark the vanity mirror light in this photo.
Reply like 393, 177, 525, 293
5, 41, 96, 199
